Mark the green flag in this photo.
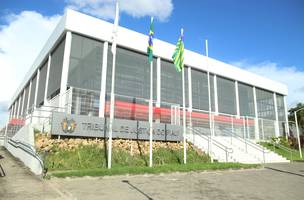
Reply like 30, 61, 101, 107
172, 28, 184, 72
147, 17, 154, 63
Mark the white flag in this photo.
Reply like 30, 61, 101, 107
111, 0, 119, 54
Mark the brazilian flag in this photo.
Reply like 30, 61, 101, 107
147, 17, 154, 63
172, 29, 184, 72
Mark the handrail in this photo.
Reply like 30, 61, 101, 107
270, 141, 295, 161
221, 128, 270, 154
188, 127, 233, 162
8, 139, 44, 170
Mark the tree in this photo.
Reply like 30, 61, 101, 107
289, 103, 304, 131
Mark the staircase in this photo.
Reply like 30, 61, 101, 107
187, 127, 289, 164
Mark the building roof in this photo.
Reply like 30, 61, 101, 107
9, 9, 288, 107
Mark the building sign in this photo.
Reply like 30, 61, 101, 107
51, 112, 182, 141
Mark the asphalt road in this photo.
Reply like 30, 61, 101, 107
1, 147, 304, 200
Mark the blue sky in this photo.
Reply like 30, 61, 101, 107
0, 0, 304, 126
1, 0, 303, 68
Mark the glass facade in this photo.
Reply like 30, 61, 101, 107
217, 76, 236, 115
47, 38, 65, 98
37, 61, 48, 106
68, 34, 103, 91
238, 83, 255, 117
8, 32, 289, 141
256, 88, 275, 120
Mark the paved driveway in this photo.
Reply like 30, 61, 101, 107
1, 147, 304, 200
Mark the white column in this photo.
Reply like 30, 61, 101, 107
34, 69, 40, 108
283, 96, 289, 138
44, 54, 51, 105
59, 31, 72, 109
21, 89, 26, 117
273, 93, 280, 137
99, 42, 108, 118
213, 75, 218, 115
253, 87, 259, 140
26, 80, 32, 115
235, 81, 240, 117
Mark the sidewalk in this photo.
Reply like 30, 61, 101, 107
0, 147, 62, 200
1, 145, 304, 200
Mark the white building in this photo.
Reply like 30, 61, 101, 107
7, 9, 288, 140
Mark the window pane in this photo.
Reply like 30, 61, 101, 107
238, 83, 255, 117
160, 60, 183, 105
256, 88, 275, 120
68, 34, 103, 91
47, 38, 65, 98
29, 74, 37, 109
191, 69, 209, 110
217, 76, 236, 115
37, 61, 48, 106
276, 94, 285, 121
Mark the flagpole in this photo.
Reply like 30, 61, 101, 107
206, 39, 213, 163
180, 28, 186, 164
182, 66, 187, 164
108, 0, 119, 169
147, 16, 154, 167
149, 60, 153, 167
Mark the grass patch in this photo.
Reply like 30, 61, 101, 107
259, 142, 304, 161
50, 162, 259, 178
44, 144, 210, 171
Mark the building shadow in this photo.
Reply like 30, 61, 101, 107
122, 180, 153, 200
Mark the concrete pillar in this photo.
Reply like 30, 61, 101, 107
44, 54, 51, 105
34, 69, 40, 108
20, 89, 26, 118
26, 80, 32, 115
59, 31, 72, 109
283, 96, 289, 138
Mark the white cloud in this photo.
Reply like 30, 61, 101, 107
0, 11, 61, 126
232, 60, 304, 108
65, 0, 173, 21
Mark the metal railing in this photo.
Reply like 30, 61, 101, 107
220, 128, 270, 163
270, 141, 297, 162
189, 127, 233, 162
8, 139, 44, 170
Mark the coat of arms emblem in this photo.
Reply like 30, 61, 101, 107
61, 118, 77, 133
